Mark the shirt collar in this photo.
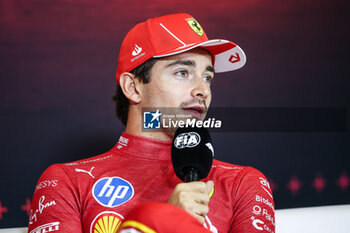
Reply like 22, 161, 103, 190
112, 132, 172, 161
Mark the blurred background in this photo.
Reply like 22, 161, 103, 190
0, 0, 349, 228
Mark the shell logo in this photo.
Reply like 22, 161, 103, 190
90, 211, 124, 233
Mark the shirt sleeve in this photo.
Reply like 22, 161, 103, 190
27, 164, 83, 233
230, 167, 275, 233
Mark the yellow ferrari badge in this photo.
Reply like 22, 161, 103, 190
186, 19, 204, 36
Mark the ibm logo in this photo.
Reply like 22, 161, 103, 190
92, 177, 134, 207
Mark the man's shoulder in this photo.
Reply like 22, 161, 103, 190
210, 159, 274, 200
211, 159, 267, 181
212, 159, 245, 171
62, 151, 115, 167
40, 150, 115, 181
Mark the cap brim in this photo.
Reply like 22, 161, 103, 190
153, 39, 246, 73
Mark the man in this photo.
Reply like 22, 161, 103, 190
28, 13, 275, 233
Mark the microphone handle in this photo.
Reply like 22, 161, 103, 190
184, 167, 199, 182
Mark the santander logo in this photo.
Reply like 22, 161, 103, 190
132, 44, 142, 56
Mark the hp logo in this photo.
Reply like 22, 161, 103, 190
92, 177, 134, 207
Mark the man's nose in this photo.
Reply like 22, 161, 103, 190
191, 76, 210, 99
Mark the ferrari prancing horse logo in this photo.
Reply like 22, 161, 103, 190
186, 18, 204, 36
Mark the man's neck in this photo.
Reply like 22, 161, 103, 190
126, 129, 174, 142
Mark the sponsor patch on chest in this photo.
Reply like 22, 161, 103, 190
92, 177, 134, 207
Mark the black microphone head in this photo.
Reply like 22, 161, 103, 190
171, 126, 214, 182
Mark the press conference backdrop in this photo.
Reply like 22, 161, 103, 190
0, 0, 349, 228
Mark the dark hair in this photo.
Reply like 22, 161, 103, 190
113, 58, 158, 125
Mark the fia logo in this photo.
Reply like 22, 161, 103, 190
92, 177, 134, 207
174, 132, 201, 149
143, 110, 161, 129
132, 44, 142, 56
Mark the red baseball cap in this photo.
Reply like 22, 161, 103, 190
116, 13, 246, 83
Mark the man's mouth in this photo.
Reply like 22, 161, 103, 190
182, 105, 206, 118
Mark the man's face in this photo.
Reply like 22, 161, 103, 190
140, 48, 214, 120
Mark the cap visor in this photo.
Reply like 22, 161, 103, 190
153, 39, 246, 72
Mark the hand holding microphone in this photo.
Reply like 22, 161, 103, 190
168, 126, 214, 224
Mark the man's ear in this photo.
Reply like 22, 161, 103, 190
118, 72, 142, 104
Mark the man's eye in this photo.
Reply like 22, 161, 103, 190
175, 70, 188, 78
203, 75, 214, 83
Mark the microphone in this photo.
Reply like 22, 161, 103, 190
171, 126, 214, 182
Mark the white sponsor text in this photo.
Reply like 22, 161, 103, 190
35, 180, 58, 191
29, 196, 57, 224
29, 222, 59, 233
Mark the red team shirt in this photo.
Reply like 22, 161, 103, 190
28, 132, 275, 233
